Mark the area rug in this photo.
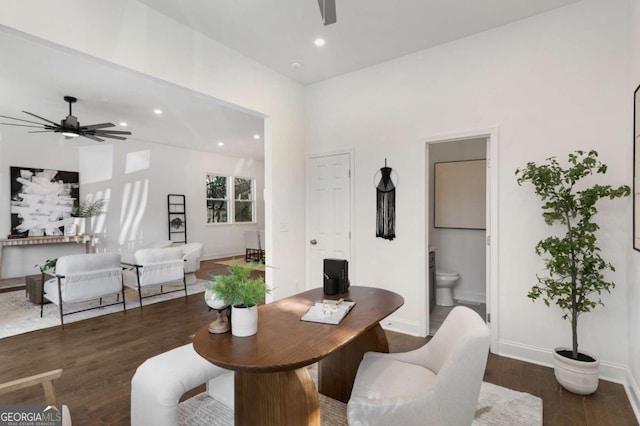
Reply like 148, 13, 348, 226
0, 280, 210, 339
178, 380, 542, 426
213, 258, 266, 271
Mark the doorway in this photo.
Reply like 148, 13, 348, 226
305, 151, 353, 288
425, 131, 497, 344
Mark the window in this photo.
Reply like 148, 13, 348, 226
206, 175, 228, 223
206, 174, 256, 224
234, 177, 255, 223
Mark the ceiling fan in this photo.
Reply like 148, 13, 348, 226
0, 96, 132, 142
317, 0, 337, 25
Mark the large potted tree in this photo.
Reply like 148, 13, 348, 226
515, 150, 630, 395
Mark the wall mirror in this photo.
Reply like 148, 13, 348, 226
634, 84, 640, 251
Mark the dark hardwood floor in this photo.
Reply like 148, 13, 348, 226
0, 259, 636, 425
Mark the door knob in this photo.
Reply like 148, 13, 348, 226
310, 239, 317, 245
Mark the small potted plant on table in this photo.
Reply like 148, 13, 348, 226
516, 150, 629, 394
208, 262, 269, 337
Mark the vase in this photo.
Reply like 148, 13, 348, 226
231, 305, 258, 337
553, 347, 600, 395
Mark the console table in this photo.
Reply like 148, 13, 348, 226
193, 286, 404, 426
0, 236, 92, 279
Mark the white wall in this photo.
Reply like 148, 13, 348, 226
0, 126, 265, 277
305, 0, 631, 380
429, 139, 486, 303
627, 0, 640, 416
0, 0, 306, 299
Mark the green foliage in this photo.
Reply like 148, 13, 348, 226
515, 150, 630, 359
35, 258, 57, 273
209, 262, 269, 308
170, 217, 184, 229
72, 199, 106, 217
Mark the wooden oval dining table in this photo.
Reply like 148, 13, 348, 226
193, 286, 404, 426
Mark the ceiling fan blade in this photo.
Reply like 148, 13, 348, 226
1, 123, 46, 128
22, 111, 59, 126
95, 134, 127, 140
28, 130, 56, 133
82, 134, 105, 142
317, 0, 337, 25
0, 114, 55, 126
83, 123, 115, 130
93, 130, 132, 135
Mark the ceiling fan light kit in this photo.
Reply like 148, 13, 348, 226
0, 95, 132, 142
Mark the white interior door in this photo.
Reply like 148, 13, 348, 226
308, 153, 351, 288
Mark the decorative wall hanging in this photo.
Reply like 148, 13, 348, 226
375, 159, 397, 240
168, 194, 187, 244
10, 166, 79, 237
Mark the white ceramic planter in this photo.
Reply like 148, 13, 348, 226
231, 305, 258, 337
553, 347, 600, 395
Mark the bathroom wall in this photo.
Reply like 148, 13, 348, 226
428, 138, 487, 303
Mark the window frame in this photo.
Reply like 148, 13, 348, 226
233, 176, 256, 223
205, 174, 230, 224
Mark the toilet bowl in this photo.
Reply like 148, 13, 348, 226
435, 269, 460, 307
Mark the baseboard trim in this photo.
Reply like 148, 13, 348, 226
497, 339, 627, 384
625, 369, 640, 422
453, 290, 486, 304
202, 252, 245, 262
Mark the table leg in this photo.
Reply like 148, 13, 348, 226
235, 367, 320, 426
318, 323, 389, 403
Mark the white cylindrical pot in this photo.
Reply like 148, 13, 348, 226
553, 347, 600, 395
231, 305, 258, 337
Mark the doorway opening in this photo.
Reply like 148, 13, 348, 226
426, 136, 491, 336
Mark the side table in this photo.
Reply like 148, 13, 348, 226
25, 274, 54, 304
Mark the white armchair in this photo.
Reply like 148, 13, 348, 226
123, 247, 186, 308
181, 242, 204, 285
41, 252, 125, 327
347, 306, 490, 426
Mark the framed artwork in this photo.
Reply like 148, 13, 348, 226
434, 159, 486, 230
10, 166, 79, 237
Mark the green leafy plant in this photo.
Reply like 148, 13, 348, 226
35, 258, 57, 274
209, 262, 269, 307
170, 217, 184, 229
72, 199, 106, 217
515, 150, 630, 360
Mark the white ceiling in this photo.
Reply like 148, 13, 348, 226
138, 0, 582, 85
0, 0, 581, 157
0, 29, 265, 159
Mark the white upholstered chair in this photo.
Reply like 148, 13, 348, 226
131, 344, 233, 426
0, 369, 72, 425
41, 252, 125, 327
347, 306, 490, 426
181, 242, 204, 285
123, 246, 186, 308
121, 240, 174, 265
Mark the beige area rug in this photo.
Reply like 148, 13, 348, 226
213, 257, 266, 271
178, 377, 542, 426
0, 280, 209, 339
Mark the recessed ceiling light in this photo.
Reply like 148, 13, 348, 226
153, 109, 162, 115
314, 38, 326, 47
290, 60, 303, 69
218, 141, 224, 147
119, 122, 128, 127
253, 134, 260, 140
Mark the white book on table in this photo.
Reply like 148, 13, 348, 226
301, 299, 356, 325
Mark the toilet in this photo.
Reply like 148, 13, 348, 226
435, 270, 460, 306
